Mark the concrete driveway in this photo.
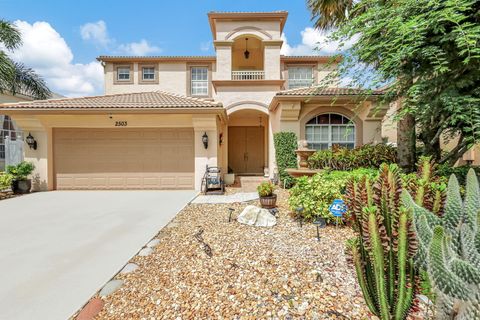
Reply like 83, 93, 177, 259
0, 190, 196, 320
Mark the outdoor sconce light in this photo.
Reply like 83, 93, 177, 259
25, 132, 37, 150
219, 133, 223, 146
202, 132, 209, 149
313, 217, 326, 241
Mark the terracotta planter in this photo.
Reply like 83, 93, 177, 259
259, 194, 277, 209
11, 179, 31, 194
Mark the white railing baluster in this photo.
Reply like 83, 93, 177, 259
231, 70, 265, 80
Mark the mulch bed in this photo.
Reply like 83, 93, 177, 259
94, 189, 372, 319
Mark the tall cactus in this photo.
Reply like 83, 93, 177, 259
403, 169, 480, 319
345, 164, 418, 319
405, 157, 446, 216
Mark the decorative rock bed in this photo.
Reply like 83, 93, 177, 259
84, 189, 374, 319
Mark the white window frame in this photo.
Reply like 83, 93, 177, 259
142, 67, 155, 81
117, 67, 131, 81
288, 66, 314, 89
190, 66, 208, 96
305, 113, 355, 150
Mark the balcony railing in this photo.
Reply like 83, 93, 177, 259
232, 70, 265, 80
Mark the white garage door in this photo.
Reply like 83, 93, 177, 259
54, 128, 194, 190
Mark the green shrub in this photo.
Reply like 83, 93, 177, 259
273, 132, 298, 188
288, 168, 378, 223
6, 161, 35, 180
436, 163, 480, 185
308, 144, 397, 170
257, 181, 275, 197
0, 173, 13, 190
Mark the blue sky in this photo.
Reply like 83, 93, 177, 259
1, 0, 345, 96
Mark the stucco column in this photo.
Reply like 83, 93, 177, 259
192, 115, 218, 190
263, 40, 283, 80
213, 41, 233, 80
9, 115, 50, 191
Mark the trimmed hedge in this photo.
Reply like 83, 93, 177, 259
273, 132, 298, 188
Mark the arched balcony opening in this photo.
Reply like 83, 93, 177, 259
231, 35, 264, 80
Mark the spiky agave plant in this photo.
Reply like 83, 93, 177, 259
403, 169, 480, 319
345, 163, 418, 319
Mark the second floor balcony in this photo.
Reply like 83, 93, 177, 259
231, 70, 265, 80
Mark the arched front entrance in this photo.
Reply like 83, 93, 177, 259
227, 108, 268, 175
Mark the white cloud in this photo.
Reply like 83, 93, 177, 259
281, 27, 358, 56
117, 39, 161, 56
80, 20, 110, 47
80, 21, 161, 56
9, 21, 103, 97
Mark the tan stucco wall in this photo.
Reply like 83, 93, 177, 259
8, 113, 224, 191
104, 62, 188, 95
215, 21, 281, 41
273, 100, 383, 148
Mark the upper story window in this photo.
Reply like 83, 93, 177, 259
191, 67, 208, 96
288, 67, 314, 89
142, 67, 155, 80
305, 113, 355, 150
117, 67, 131, 81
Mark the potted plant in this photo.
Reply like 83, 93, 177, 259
257, 181, 277, 208
6, 161, 35, 194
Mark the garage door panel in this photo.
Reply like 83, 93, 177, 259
54, 128, 194, 190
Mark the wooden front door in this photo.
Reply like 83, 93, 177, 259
228, 126, 264, 175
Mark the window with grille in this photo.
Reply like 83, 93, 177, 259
117, 67, 130, 80
0, 115, 21, 160
288, 67, 314, 89
191, 67, 208, 96
142, 67, 155, 80
305, 113, 355, 150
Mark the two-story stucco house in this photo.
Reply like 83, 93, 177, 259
0, 11, 386, 191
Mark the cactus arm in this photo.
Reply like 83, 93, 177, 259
444, 175, 463, 233
394, 208, 412, 319
347, 238, 379, 315
366, 206, 390, 319
464, 169, 480, 230
450, 258, 480, 285
402, 191, 441, 226
429, 226, 470, 300
460, 225, 480, 269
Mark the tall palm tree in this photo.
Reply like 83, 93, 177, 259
307, 0, 355, 30
0, 19, 51, 99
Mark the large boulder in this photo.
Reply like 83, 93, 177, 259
237, 205, 276, 227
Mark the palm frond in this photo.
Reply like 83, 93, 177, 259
4, 61, 52, 100
307, 0, 355, 30
0, 19, 21, 51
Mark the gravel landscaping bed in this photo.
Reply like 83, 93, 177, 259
95, 189, 372, 319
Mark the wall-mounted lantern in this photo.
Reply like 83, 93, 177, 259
25, 132, 37, 150
219, 133, 223, 146
202, 132, 209, 149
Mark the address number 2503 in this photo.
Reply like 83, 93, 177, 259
115, 121, 128, 127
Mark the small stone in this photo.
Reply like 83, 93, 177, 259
99, 280, 123, 297
120, 263, 139, 274
146, 239, 160, 248
138, 247, 153, 256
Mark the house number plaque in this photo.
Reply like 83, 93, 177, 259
115, 121, 128, 127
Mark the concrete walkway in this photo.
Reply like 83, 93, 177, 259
0, 190, 196, 320
191, 192, 258, 204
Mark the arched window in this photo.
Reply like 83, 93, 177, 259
305, 113, 355, 150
